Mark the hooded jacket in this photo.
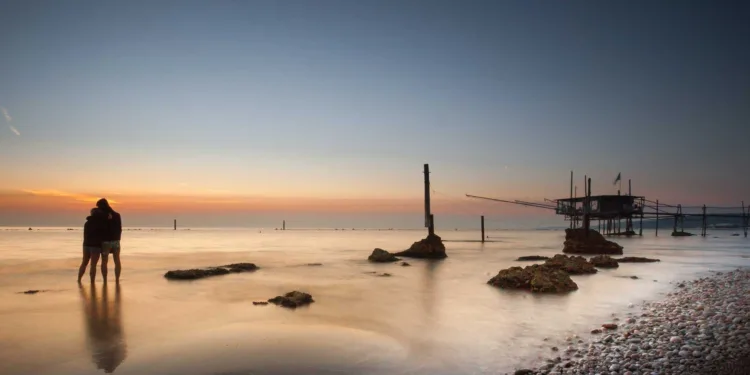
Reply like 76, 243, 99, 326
83, 209, 109, 247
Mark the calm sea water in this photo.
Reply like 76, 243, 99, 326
0, 227, 748, 375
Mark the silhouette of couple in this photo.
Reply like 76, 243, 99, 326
78, 198, 123, 284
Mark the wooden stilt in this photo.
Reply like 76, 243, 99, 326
655, 200, 659, 237
481, 216, 485, 243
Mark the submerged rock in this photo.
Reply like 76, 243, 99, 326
544, 254, 598, 275
368, 248, 399, 263
562, 228, 623, 255
602, 323, 618, 330
400, 262, 411, 267
516, 255, 551, 261
487, 264, 578, 293
615, 257, 661, 263
395, 233, 447, 259
20, 290, 44, 294
268, 291, 314, 309
164, 263, 258, 280
252, 301, 268, 306
589, 255, 619, 268
672, 231, 694, 237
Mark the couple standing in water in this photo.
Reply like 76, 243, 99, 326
78, 198, 123, 284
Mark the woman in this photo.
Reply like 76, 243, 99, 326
77, 208, 110, 283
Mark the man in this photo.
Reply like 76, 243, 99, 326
97, 198, 123, 283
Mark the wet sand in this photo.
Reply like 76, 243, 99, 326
0, 228, 748, 375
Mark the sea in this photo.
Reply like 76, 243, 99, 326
0, 227, 748, 375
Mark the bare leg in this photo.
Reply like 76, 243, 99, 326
100, 253, 109, 284
89, 252, 100, 283
78, 248, 91, 283
113, 250, 121, 284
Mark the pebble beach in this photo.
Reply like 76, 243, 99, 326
513, 268, 750, 375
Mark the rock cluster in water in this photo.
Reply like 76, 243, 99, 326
395, 233, 447, 259
511, 269, 750, 375
517, 256, 551, 261
268, 291, 314, 309
368, 248, 400, 263
616, 257, 661, 263
544, 254, 598, 275
589, 255, 620, 268
488, 264, 579, 293
164, 263, 258, 280
563, 228, 623, 255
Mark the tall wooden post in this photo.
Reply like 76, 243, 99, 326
283, 220, 286, 231
424, 164, 433, 235
655, 200, 659, 237
628, 179, 631, 196
570, 171, 574, 229
174, 219, 177, 230
481, 216, 485, 242
743, 202, 748, 238
701, 205, 707, 237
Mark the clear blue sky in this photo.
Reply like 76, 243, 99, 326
1, 1, 748, 227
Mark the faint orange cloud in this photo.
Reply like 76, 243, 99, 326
21, 189, 117, 204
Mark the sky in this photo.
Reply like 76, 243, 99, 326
0, 1, 748, 228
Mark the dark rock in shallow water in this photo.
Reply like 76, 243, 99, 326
544, 254, 598, 275
400, 262, 411, 266
671, 231, 694, 237
589, 255, 619, 268
615, 257, 660, 263
20, 290, 44, 294
367, 248, 399, 263
252, 301, 268, 306
562, 228, 623, 255
487, 264, 578, 293
306, 263, 323, 266
516, 255, 550, 261
514, 370, 534, 375
602, 323, 618, 330
394, 233, 447, 259
268, 291, 314, 308
164, 263, 258, 280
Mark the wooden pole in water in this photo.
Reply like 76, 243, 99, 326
283, 220, 286, 231
570, 170, 574, 229
424, 164, 434, 235
629, 179, 631, 196
702, 205, 707, 237
174, 219, 177, 230
481, 216, 485, 242
656, 200, 659, 237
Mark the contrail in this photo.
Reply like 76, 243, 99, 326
1, 107, 11, 122
9, 125, 20, 136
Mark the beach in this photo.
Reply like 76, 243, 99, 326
0, 228, 748, 375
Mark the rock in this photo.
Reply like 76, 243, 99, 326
306, 263, 323, 266
602, 323, 618, 330
487, 264, 578, 293
589, 255, 619, 268
671, 231, 694, 237
591, 329, 603, 334
252, 301, 268, 305
544, 254, 598, 275
164, 263, 258, 280
562, 228, 624, 255
514, 370, 534, 375
268, 291, 314, 308
368, 248, 400, 263
378, 273, 392, 277
20, 290, 44, 294
401, 262, 411, 267
394, 233, 447, 259
615, 257, 661, 263
516, 255, 551, 261
630, 276, 639, 279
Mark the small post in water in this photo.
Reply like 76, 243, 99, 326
481, 215, 485, 243
655, 200, 659, 237
174, 219, 177, 230
283, 220, 286, 231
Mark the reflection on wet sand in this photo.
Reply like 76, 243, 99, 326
79, 284, 127, 373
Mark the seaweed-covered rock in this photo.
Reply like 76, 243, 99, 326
516, 255, 550, 261
164, 263, 258, 280
368, 248, 399, 263
395, 233, 447, 259
268, 291, 314, 308
589, 255, 619, 268
615, 257, 660, 263
487, 264, 578, 293
544, 254, 598, 275
563, 228, 623, 255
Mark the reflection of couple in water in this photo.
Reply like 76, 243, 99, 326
79, 283, 127, 373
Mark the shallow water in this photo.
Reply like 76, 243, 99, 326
0, 228, 748, 375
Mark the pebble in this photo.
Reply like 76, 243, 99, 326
512, 268, 750, 375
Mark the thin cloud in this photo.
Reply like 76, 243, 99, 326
1, 107, 11, 123
21, 189, 117, 204
8, 125, 20, 136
